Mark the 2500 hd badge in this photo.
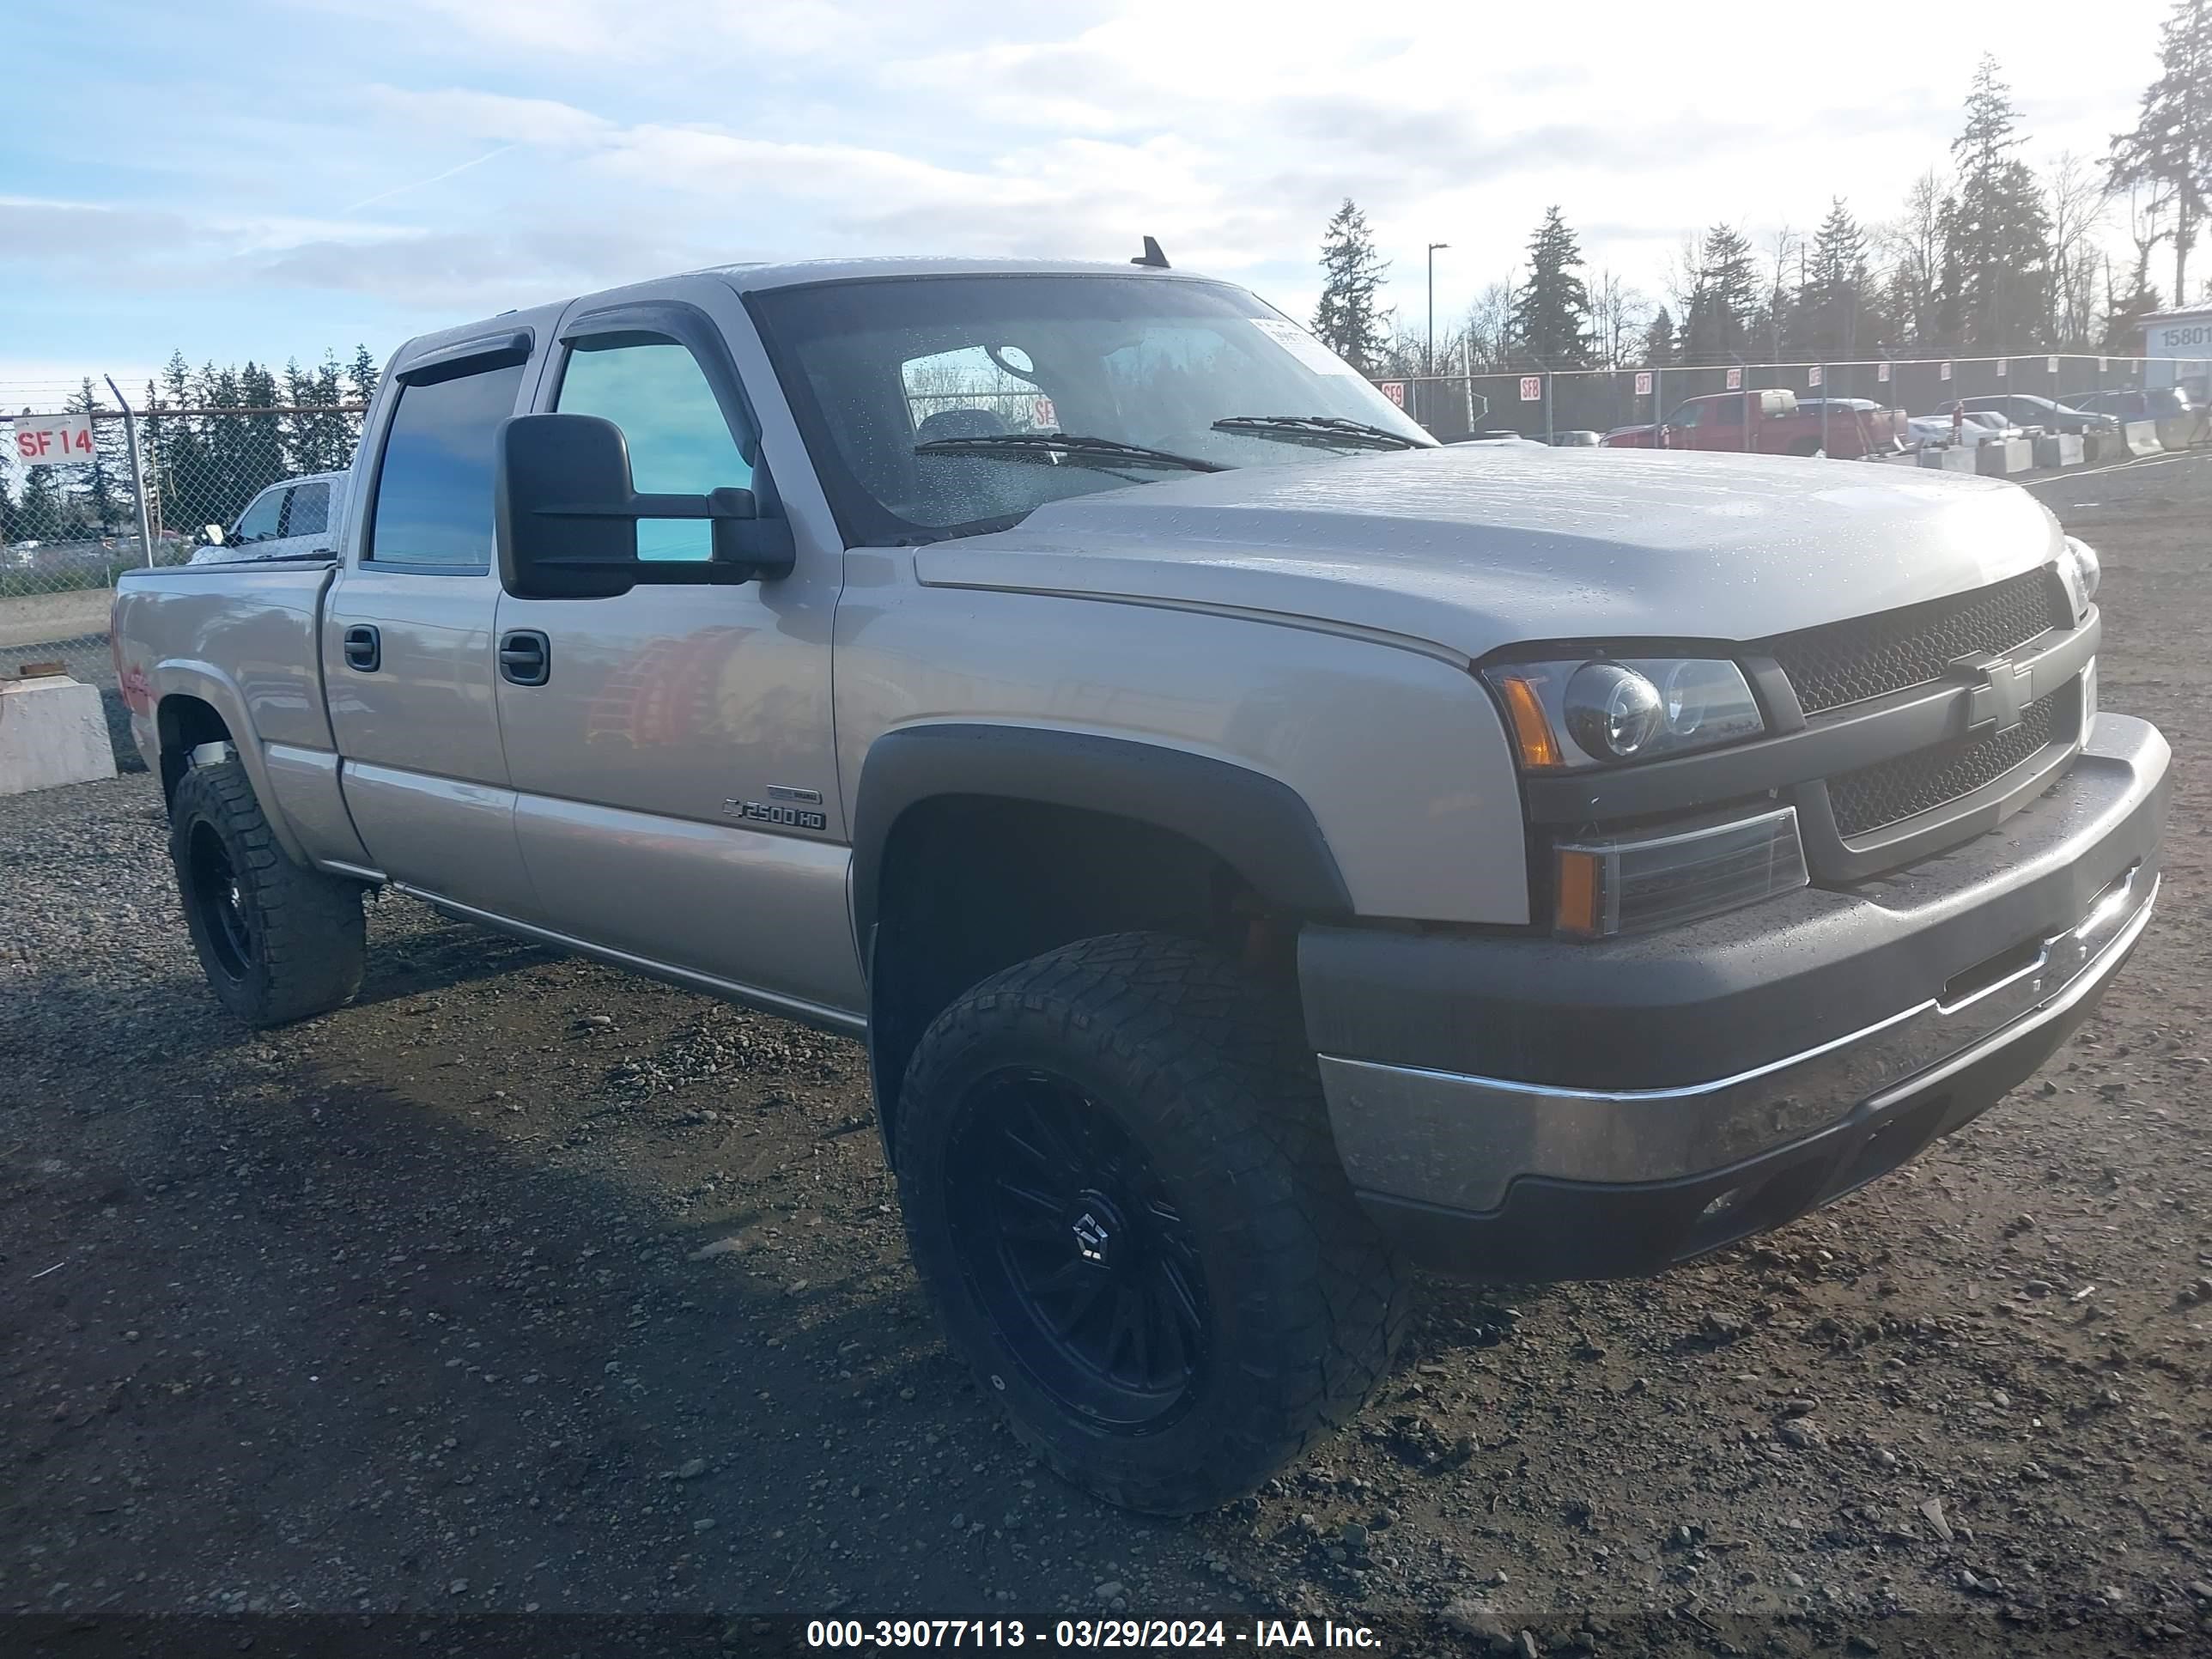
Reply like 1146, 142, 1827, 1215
725, 798, 829, 832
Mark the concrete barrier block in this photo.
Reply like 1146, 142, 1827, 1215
2154, 414, 2209, 451
1918, 445, 1978, 473
2033, 433, 2084, 469
2124, 420, 2161, 456
1975, 437, 2034, 477
1875, 450, 1923, 467
0, 675, 119, 798
2086, 428, 2130, 465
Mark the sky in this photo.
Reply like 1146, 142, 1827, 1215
0, 0, 2175, 410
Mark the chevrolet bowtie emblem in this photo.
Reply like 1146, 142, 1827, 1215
1950, 650, 2033, 734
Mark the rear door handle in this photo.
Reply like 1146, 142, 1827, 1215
499, 629, 550, 687
343, 623, 380, 672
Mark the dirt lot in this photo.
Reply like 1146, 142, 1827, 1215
4, 451, 2210, 1657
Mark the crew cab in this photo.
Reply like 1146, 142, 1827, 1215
112, 256, 2166, 1516
188, 471, 349, 566
1603, 386, 1909, 457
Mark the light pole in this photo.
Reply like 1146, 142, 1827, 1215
1425, 242, 1449, 378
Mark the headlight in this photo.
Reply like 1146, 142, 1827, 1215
1485, 656, 1765, 770
2059, 536, 2100, 617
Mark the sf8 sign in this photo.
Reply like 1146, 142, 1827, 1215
11, 412, 98, 463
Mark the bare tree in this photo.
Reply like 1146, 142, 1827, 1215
2044, 150, 2108, 346
1764, 223, 1801, 358
1868, 171, 1945, 345
1589, 270, 1653, 369
1662, 234, 1701, 321
1460, 278, 1517, 370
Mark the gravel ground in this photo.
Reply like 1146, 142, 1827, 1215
4, 451, 2210, 1656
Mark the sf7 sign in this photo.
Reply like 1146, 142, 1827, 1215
11, 411, 97, 464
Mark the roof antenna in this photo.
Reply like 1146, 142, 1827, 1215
1130, 235, 1170, 269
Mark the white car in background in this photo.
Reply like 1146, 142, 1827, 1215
1908, 410, 2027, 451
189, 471, 348, 566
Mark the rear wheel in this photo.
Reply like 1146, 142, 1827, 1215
169, 757, 366, 1027
895, 932, 1410, 1513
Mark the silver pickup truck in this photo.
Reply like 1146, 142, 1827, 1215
113, 255, 2168, 1515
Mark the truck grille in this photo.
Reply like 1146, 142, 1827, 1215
1767, 568, 2067, 715
1827, 687, 2068, 838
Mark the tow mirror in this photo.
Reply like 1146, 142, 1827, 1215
201, 524, 226, 547
495, 412, 795, 600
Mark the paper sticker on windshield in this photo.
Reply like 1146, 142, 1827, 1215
1251, 318, 1361, 377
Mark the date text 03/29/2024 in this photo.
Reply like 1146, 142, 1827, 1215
805, 1620, 1382, 1650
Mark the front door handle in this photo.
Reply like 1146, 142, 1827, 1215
343, 623, 380, 672
499, 629, 550, 687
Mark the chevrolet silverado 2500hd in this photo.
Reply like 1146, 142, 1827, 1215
112, 257, 2168, 1515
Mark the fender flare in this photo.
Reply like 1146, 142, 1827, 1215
149, 661, 313, 869
848, 724, 1353, 951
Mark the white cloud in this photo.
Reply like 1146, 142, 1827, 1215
2, 0, 2179, 374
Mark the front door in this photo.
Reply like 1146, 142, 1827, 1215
491, 287, 859, 1019
324, 350, 541, 920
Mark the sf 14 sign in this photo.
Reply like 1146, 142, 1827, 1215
11, 411, 97, 464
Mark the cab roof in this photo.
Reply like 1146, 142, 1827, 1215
384, 256, 1215, 385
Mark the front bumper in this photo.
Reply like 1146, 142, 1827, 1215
1304, 714, 2169, 1279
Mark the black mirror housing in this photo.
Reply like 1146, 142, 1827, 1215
495, 413, 796, 600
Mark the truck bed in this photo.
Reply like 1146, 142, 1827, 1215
112, 558, 340, 763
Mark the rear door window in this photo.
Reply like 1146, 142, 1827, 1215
366, 361, 527, 568
282, 481, 331, 538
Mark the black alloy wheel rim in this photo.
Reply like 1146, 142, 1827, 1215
945, 1068, 1210, 1432
187, 822, 254, 981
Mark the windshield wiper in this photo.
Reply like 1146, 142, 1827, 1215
1211, 415, 1423, 451
912, 432, 1226, 473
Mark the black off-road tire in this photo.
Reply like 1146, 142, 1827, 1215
168, 757, 366, 1027
896, 932, 1412, 1514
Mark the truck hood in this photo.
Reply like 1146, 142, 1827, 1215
912, 444, 2062, 662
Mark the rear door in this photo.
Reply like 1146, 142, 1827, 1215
490, 281, 858, 1018
323, 337, 544, 918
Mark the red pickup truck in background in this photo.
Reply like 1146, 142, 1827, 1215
1602, 389, 1909, 458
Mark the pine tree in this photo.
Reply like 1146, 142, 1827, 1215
2111, 0, 2212, 303
1507, 207, 1593, 368
152, 350, 216, 539
239, 362, 286, 503
1641, 306, 1676, 367
2104, 247, 2165, 351
18, 465, 64, 542
66, 377, 122, 535
1311, 199, 1392, 374
1949, 56, 2054, 350
1679, 224, 1760, 363
1801, 198, 1870, 357
347, 344, 381, 406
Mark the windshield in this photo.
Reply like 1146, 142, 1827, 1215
745, 273, 1435, 544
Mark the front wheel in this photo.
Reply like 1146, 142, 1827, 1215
895, 933, 1410, 1514
169, 757, 367, 1026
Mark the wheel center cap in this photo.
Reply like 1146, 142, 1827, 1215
1073, 1211, 1111, 1263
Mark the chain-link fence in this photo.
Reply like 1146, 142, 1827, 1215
3, 399, 368, 682
1370, 352, 2212, 441
8, 347, 2209, 733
